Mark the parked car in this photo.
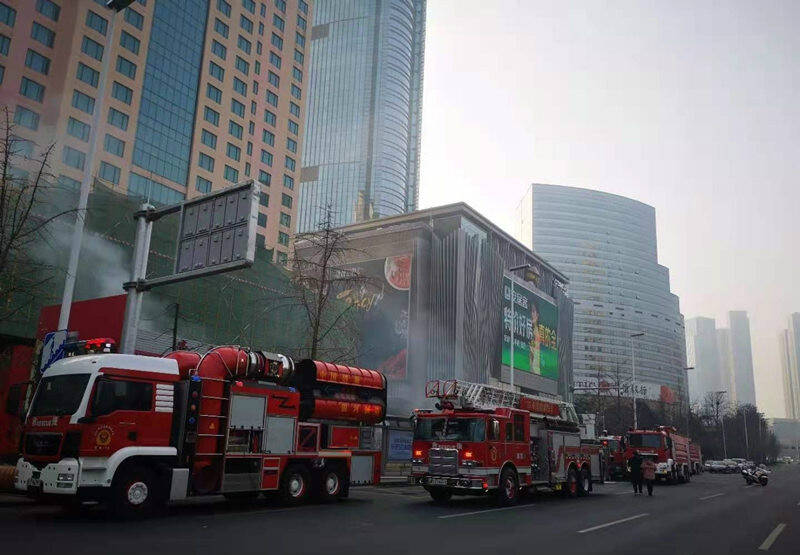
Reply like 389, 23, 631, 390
704, 460, 715, 472
722, 459, 739, 473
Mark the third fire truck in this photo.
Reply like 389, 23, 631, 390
15, 345, 386, 516
625, 426, 692, 483
410, 380, 603, 505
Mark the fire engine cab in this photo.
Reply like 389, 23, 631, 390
15, 346, 386, 516
410, 380, 603, 505
625, 426, 691, 483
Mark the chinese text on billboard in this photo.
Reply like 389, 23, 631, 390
501, 276, 558, 379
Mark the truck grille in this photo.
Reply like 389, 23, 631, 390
24, 433, 62, 456
429, 448, 458, 476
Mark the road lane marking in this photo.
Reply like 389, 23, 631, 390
438, 504, 536, 519
699, 493, 725, 500
758, 523, 786, 551
577, 513, 649, 534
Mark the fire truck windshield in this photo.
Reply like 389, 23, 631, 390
628, 433, 663, 449
606, 439, 620, 452
414, 417, 486, 442
29, 374, 91, 417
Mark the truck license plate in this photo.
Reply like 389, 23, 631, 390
429, 477, 447, 486
28, 477, 42, 490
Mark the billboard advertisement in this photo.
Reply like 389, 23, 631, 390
501, 276, 558, 379
573, 376, 677, 403
337, 255, 411, 381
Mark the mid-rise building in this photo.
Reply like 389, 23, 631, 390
780, 313, 800, 419
727, 310, 756, 406
297, 0, 426, 232
518, 184, 687, 403
0, 0, 311, 264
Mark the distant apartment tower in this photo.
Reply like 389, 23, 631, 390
518, 184, 688, 402
685, 317, 723, 403
0, 0, 311, 264
297, 0, 426, 232
723, 311, 757, 406
779, 313, 800, 419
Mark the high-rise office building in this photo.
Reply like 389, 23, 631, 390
0, 0, 311, 264
716, 328, 736, 401
518, 184, 687, 402
685, 317, 723, 403
297, 0, 425, 232
726, 311, 757, 406
780, 313, 800, 419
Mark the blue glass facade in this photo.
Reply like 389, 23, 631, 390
526, 184, 688, 401
132, 0, 209, 186
298, 0, 425, 232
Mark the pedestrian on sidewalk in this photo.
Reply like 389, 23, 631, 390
629, 451, 643, 494
642, 454, 656, 496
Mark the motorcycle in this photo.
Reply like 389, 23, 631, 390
741, 466, 769, 486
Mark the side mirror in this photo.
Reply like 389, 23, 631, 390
491, 420, 500, 440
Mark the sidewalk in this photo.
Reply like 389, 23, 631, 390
379, 475, 410, 487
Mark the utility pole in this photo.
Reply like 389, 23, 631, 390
171, 303, 180, 351
630, 332, 645, 429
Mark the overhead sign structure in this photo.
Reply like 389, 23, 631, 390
120, 181, 260, 353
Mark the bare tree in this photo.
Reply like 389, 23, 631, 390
289, 205, 376, 362
0, 107, 73, 321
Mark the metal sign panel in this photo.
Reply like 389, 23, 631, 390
174, 180, 259, 277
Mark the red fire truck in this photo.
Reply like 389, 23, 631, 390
410, 380, 603, 505
689, 443, 703, 475
625, 426, 692, 483
14, 346, 386, 516
598, 434, 626, 479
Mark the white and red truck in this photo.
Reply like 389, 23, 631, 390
14, 346, 386, 516
410, 380, 603, 505
624, 426, 692, 483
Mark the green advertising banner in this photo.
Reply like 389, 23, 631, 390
501, 276, 559, 379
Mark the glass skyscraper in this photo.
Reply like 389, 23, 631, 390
517, 184, 688, 403
298, 0, 425, 232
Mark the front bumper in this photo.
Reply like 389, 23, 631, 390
15, 458, 79, 496
411, 474, 493, 491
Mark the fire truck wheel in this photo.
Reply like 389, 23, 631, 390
280, 464, 311, 506
578, 467, 591, 496
427, 487, 452, 504
565, 467, 579, 498
496, 467, 519, 506
318, 465, 346, 502
110, 465, 164, 518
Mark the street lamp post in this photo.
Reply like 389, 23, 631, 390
630, 332, 645, 430
683, 366, 695, 434
58, 1, 133, 329
714, 390, 728, 459
507, 264, 531, 390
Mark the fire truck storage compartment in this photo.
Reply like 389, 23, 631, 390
263, 416, 295, 454
350, 455, 374, 485
222, 457, 261, 492
229, 395, 266, 429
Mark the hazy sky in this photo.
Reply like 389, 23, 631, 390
418, 0, 800, 417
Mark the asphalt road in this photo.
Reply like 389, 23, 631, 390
2, 465, 799, 555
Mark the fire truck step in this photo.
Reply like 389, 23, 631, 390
197, 433, 226, 437
199, 414, 228, 418
194, 453, 225, 457
203, 396, 230, 401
